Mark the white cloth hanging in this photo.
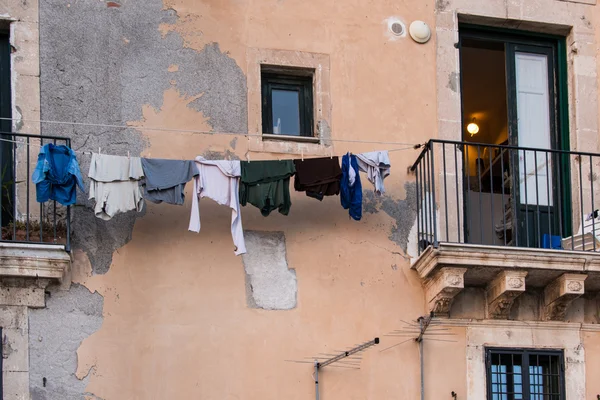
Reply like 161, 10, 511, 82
88, 153, 144, 220
356, 151, 391, 195
188, 156, 246, 255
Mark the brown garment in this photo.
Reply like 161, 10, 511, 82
293, 157, 342, 201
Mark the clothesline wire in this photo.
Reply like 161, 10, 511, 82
0, 135, 419, 163
0, 117, 423, 147
0, 131, 423, 161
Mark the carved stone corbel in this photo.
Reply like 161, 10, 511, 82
424, 267, 467, 317
544, 273, 587, 321
486, 271, 528, 319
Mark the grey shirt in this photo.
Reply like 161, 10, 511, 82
141, 158, 199, 205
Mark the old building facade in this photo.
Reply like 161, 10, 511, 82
1, 0, 600, 398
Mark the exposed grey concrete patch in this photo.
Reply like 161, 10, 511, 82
202, 149, 240, 161
446, 72, 458, 93
391, 264, 398, 271
317, 119, 332, 145
29, 284, 104, 400
40, 0, 248, 275
242, 231, 297, 310
362, 182, 417, 252
229, 137, 238, 149
71, 208, 143, 275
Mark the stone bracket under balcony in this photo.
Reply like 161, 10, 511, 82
0, 242, 71, 307
412, 242, 600, 321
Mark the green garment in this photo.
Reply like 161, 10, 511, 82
239, 160, 296, 216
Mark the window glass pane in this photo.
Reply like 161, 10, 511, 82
515, 52, 553, 206
272, 89, 301, 136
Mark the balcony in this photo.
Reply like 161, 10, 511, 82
410, 139, 600, 321
0, 132, 71, 302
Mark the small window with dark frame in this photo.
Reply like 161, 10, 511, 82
261, 67, 314, 137
486, 348, 565, 400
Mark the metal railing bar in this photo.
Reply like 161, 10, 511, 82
465, 144, 471, 244
416, 160, 421, 254
430, 144, 438, 245
510, 148, 519, 247
454, 144, 461, 243
39, 137, 43, 243
500, 148, 507, 246
545, 151, 552, 244
26, 136, 30, 241
534, 151, 541, 248
442, 143, 449, 242
590, 155, 595, 251
556, 152, 564, 249
579, 156, 585, 251
523, 149, 530, 248
477, 145, 483, 245
425, 147, 432, 244
489, 145, 495, 245
12, 134, 16, 241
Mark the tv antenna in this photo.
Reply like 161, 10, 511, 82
381, 314, 456, 400
286, 336, 379, 400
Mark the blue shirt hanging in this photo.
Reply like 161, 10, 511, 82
32, 143, 84, 206
340, 153, 362, 221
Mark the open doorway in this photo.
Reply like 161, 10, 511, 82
459, 27, 566, 248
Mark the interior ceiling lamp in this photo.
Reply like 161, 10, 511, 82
467, 119, 479, 137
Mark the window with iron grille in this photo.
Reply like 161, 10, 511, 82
486, 348, 565, 400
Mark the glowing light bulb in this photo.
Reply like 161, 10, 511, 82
467, 122, 479, 136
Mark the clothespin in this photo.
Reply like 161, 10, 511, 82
246, 152, 251, 163
127, 150, 130, 159
98, 147, 101, 154
301, 149, 304, 162
330, 148, 333, 159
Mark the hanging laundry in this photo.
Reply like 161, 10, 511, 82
141, 158, 198, 205
340, 153, 362, 221
32, 143, 84, 206
356, 151, 391, 195
293, 157, 342, 201
88, 153, 144, 220
188, 157, 246, 256
239, 160, 295, 216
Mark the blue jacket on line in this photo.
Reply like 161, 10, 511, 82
32, 143, 84, 206
340, 153, 362, 221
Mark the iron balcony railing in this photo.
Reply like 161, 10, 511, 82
0, 132, 71, 251
411, 139, 600, 255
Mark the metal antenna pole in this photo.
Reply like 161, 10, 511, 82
419, 318, 425, 400
315, 361, 320, 400
416, 315, 433, 400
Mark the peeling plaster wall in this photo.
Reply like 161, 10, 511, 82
29, 285, 104, 400
29, 0, 600, 399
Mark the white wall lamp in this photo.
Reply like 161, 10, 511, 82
409, 21, 431, 44
467, 118, 479, 137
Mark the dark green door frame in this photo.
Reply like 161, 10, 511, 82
0, 30, 12, 228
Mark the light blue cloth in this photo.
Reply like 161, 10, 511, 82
32, 144, 84, 206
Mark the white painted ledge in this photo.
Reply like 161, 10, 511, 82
0, 242, 70, 280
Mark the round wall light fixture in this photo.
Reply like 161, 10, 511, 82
467, 119, 479, 136
409, 21, 431, 44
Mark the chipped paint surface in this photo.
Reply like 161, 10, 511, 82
26, 0, 600, 399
